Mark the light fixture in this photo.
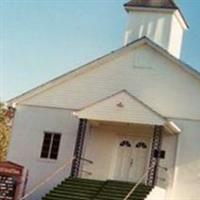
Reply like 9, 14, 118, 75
116, 102, 124, 108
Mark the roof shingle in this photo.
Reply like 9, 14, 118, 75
124, 0, 178, 9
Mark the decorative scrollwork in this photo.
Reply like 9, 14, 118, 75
147, 125, 163, 186
135, 142, 147, 149
120, 140, 131, 147
71, 119, 87, 177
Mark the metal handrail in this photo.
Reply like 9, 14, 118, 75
80, 157, 93, 164
123, 164, 168, 200
81, 170, 92, 176
79, 157, 93, 177
158, 165, 168, 171
21, 156, 93, 200
20, 157, 75, 200
123, 164, 155, 200
157, 165, 168, 183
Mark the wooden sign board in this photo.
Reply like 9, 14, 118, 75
0, 161, 27, 200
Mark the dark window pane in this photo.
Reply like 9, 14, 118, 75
136, 142, 147, 149
50, 134, 61, 160
120, 140, 131, 147
40, 133, 52, 158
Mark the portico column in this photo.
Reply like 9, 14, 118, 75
70, 118, 87, 177
147, 125, 163, 186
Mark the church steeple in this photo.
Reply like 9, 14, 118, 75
124, 0, 188, 58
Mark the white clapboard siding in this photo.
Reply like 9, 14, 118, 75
75, 90, 165, 125
19, 44, 200, 120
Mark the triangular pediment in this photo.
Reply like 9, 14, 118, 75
74, 90, 166, 125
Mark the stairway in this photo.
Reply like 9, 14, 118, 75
42, 178, 153, 200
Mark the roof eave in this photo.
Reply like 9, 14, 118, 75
143, 38, 200, 79
6, 38, 147, 105
7, 37, 200, 105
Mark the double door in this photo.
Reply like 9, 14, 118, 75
114, 136, 150, 182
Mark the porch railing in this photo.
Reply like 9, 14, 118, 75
123, 164, 168, 200
80, 157, 93, 164
20, 157, 75, 200
21, 155, 166, 200
80, 157, 93, 176
157, 165, 168, 183
20, 156, 93, 200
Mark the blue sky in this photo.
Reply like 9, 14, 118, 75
0, 0, 200, 101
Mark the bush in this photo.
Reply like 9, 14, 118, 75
0, 103, 11, 161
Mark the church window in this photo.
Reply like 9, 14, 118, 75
135, 142, 147, 149
40, 132, 61, 160
120, 140, 131, 147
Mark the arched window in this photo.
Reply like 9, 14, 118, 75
135, 142, 147, 149
120, 140, 131, 147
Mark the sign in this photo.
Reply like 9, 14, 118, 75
0, 175, 16, 200
0, 168, 21, 176
0, 161, 28, 200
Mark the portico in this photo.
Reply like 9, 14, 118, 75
71, 90, 180, 187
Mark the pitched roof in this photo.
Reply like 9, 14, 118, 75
124, 0, 178, 9
7, 37, 200, 105
74, 90, 181, 133
74, 90, 166, 125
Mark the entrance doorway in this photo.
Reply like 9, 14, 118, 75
114, 136, 150, 182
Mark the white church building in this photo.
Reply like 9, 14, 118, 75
7, 0, 200, 199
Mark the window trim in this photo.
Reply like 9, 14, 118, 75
40, 131, 62, 160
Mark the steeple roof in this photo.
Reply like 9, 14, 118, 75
124, 0, 178, 9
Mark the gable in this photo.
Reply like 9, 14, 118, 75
8, 38, 200, 120
74, 90, 166, 125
